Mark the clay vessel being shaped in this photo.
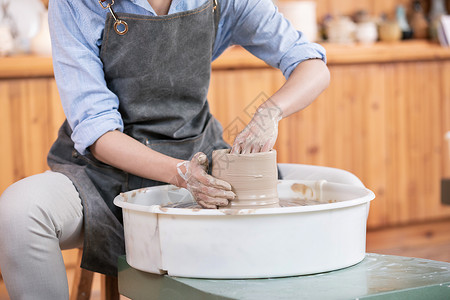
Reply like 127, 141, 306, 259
211, 149, 279, 209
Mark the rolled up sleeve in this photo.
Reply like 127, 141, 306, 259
230, 0, 326, 79
49, 0, 123, 155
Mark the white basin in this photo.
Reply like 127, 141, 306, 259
114, 164, 375, 279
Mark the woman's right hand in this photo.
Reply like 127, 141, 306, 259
178, 152, 235, 209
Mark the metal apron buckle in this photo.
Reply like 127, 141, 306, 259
98, 0, 128, 35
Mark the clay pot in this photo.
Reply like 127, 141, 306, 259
410, 0, 429, 39
396, 5, 413, 40
355, 21, 378, 44
325, 16, 357, 44
410, 11, 429, 39
428, 0, 448, 41
0, 24, 14, 56
378, 20, 402, 42
211, 149, 279, 209
30, 11, 52, 56
277, 1, 318, 42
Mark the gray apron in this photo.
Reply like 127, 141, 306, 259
48, 0, 228, 276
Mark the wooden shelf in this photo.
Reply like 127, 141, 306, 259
213, 40, 450, 69
2, 41, 450, 78
324, 40, 450, 65
0, 55, 53, 79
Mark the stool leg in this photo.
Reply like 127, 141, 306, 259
70, 250, 94, 300
101, 274, 120, 300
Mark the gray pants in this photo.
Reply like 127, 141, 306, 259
0, 171, 84, 299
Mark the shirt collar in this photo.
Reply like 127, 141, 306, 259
129, 0, 183, 15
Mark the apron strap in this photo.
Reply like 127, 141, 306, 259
98, 0, 128, 35
213, 0, 221, 50
98, 0, 218, 38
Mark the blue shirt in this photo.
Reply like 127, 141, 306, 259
48, 0, 326, 155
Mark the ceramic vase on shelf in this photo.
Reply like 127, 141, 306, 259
409, 0, 429, 39
352, 10, 378, 44
355, 21, 378, 44
396, 5, 413, 39
30, 11, 52, 56
277, 1, 318, 42
1, 0, 46, 54
0, 1, 16, 56
325, 16, 357, 44
378, 18, 402, 43
429, 0, 448, 41
0, 24, 14, 56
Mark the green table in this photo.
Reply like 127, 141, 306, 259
118, 254, 450, 300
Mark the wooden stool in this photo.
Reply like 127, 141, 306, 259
70, 250, 120, 300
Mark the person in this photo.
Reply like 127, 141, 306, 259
0, 0, 330, 298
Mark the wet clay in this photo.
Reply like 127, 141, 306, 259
291, 183, 314, 197
211, 149, 279, 208
161, 198, 341, 209
161, 181, 340, 210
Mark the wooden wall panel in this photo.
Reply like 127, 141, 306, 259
0, 78, 64, 195
442, 61, 450, 179
0, 81, 15, 196
21, 79, 51, 176
385, 62, 438, 224
384, 63, 407, 225
359, 64, 388, 228
49, 80, 65, 144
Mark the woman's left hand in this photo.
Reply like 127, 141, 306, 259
230, 105, 282, 154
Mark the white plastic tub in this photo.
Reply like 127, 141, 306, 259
114, 165, 375, 279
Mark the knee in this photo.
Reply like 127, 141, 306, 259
0, 173, 64, 232
0, 177, 39, 230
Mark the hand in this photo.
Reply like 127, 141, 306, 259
178, 152, 236, 209
231, 105, 282, 154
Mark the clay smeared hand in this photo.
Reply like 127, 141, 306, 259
179, 152, 236, 209
231, 105, 282, 154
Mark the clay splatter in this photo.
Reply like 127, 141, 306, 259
120, 192, 129, 202
291, 183, 313, 197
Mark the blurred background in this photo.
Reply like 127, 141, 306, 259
1, 0, 450, 299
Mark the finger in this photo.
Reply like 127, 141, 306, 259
188, 183, 235, 200
261, 139, 275, 152
247, 139, 262, 153
250, 143, 262, 153
241, 142, 253, 155
231, 126, 253, 154
242, 130, 262, 154
205, 174, 234, 191
197, 200, 217, 209
196, 193, 229, 207
230, 142, 241, 154
231, 138, 244, 154
202, 186, 236, 199
216, 199, 230, 207
196, 169, 232, 190
192, 152, 208, 168
191, 169, 233, 191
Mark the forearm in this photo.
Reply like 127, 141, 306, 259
264, 59, 330, 118
90, 130, 186, 188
